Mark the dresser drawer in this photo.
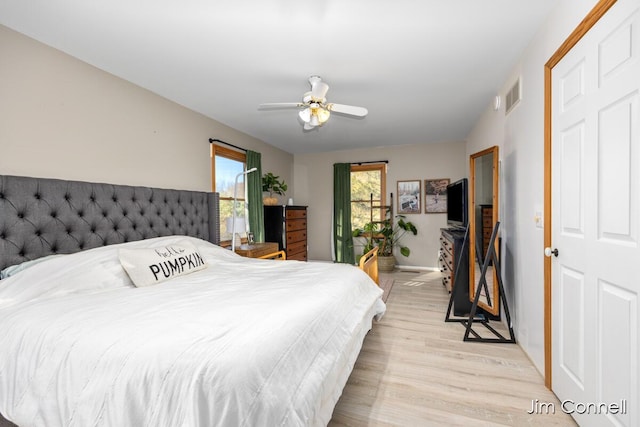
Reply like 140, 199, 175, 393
442, 254, 453, 273
286, 229, 307, 245
440, 236, 453, 254
440, 260, 453, 279
287, 251, 308, 261
286, 239, 306, 254
287, 242, 307, 261
286, 209, 307, 220
286, 218, 307, 232
442, 276, 452, 292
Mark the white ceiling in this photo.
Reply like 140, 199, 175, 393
0, 0, 557, 154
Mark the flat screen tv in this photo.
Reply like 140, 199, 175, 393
446, 178, 468, 229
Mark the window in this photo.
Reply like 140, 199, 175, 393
350, 163, 386, 231
211, 144, 246, 244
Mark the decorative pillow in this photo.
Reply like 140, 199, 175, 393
118, 240, 207, 287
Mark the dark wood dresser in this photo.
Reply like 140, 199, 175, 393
480, 204, 493, 260
264, 205, 308, 261
439, 228, 471, 316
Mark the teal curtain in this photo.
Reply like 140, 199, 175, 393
246, 150, 265, 242
333, 163, 355, 264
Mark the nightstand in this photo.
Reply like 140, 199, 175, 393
234, 242, 279, 258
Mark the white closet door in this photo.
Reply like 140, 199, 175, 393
551, 0, 639, 426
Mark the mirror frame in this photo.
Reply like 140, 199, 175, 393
469, 145, 500, 316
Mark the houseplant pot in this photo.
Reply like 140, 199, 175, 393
353, 213, 418, 272
377, 255, 397, 272
263, 196, 278, 206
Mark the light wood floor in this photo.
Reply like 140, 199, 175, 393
329, 270, 577, 427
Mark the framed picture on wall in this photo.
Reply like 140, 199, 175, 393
397, 180, 421, 214
425, 178, 450, 213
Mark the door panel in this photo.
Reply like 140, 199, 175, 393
552, 1, 639, 425
560, 123, 585, 236
559, 266, 586, 387
598, 94, 637, 241
599, 280, 637, 427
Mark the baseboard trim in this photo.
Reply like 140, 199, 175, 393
395, 265, 440, 272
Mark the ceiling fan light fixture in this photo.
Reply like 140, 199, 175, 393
260, 76, 367, 130
299, 108, 311, 123
317, 107, 330, 123
309, 76, 329, 100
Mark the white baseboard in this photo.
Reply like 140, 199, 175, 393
306, 259, 440, 272
394, 265, 440, 272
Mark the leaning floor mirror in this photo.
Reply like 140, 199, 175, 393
469, 146, 500, 317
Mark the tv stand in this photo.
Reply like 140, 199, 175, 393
439, 228, 471, 316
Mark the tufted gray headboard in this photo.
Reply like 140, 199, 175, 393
0, 175, 220, 271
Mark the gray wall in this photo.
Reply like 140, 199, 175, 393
293, 141, 467, 268
0, 25, 293, 193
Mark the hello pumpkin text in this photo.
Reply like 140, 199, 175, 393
148, 245, 205, 281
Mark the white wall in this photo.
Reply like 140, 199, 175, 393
0, 25, 293, 192
466, 0, 600, 373
293, 141, 467, 267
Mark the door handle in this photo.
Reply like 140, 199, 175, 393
544, 247, 559, 257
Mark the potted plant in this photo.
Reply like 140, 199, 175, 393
262, 172, 288, 205
353, 212, 418, 272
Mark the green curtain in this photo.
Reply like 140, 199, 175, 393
246, 150, 265, 242
333, 163, 355, 264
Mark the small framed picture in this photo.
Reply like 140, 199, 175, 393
246, 231, 255, 244
397, 180, 421, 214
425, 178, 450, 213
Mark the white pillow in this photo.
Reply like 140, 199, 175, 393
118, 240, 207, 287
0, 254, 66, 279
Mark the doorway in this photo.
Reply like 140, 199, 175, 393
545, 0, 639, 425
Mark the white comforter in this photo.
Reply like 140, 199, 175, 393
0, 236, 385, 427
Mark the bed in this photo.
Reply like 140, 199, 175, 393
0, 175, 385, 427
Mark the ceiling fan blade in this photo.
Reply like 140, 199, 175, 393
327, 103, 368, 117
258, 102, 303, 109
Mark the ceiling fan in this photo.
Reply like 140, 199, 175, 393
259, 76, 368, 130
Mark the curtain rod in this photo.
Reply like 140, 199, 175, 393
209, 138, 247, 153
351, 160, 388, 165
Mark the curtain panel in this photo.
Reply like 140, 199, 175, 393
333, 163, 355, 264
246, 150, 265, 242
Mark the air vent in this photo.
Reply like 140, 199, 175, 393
505, 78, 521, 114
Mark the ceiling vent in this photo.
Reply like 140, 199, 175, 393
505, 78, 521, 115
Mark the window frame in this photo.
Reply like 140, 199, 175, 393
211, 144, 247, 246
350, 163, 387, 230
